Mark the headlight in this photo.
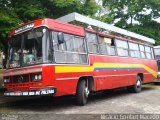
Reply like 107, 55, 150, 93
35, 75, 38, 80
38, 74, 42, 80
4, 77, 10, 84
31, 73, 42, 82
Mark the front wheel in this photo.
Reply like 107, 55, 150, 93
127, 76, 142, 93
76, 80, 89, 106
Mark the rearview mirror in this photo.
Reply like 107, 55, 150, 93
57, 32, 64, 44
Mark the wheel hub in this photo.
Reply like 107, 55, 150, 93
85, 87, 89, 97
137, 80, 141, 87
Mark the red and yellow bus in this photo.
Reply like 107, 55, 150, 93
3, 18, 157, 105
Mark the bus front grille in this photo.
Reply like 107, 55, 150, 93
12, 75, 29, 83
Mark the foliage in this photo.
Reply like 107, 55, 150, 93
101, 0, 160, 45
0, 0, 99, 52
0, 0, 160, 55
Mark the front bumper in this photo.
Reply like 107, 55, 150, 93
4, 88, 55, 96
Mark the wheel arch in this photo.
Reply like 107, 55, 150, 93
76, 76, 95, 92
137, 73, 144, 82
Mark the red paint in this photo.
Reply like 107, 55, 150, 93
4, 18, 158, 97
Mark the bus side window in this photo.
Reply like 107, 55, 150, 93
115, 39, 129, 57
98, 36, 108, 55
145, 46, 152, 59
128, 42, 141, 58
107, 39, 116, 55
98, 36, 116, 56
151, 47, 155, 59
139, 45, 145, 58
52, 31, 67, 51
86, 32, 99, 54
52, 31, 88, 64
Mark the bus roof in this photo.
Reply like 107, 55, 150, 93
9, 18, 85, 37
154, 46, 160, 49
57, 12, 155, 45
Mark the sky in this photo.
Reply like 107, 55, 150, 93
155, 18, 160, 23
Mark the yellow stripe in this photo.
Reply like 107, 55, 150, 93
55, 63, 157, 78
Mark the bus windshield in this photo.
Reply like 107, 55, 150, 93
9, 27, 44, 68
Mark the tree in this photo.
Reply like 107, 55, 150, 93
102, 0, 160, 26
0, 0, 99, 55
101, 0, 160, 44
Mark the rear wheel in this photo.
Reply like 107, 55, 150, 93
76, 80, 89, 106
127, 76, 142, 93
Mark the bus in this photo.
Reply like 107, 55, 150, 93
3, 17, 157, 105
154, 46, 160, 78
0, 52, 4, 89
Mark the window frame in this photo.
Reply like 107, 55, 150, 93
86, 32, 99, 54
128, 42, 141, 58
51, 30, 88, 64
115, 39, 129, 57
98, 35, 116, 56
145, 46, 153, 59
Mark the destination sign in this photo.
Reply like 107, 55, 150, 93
15, 22, 34, 34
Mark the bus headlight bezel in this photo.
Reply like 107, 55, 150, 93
31, 73, 42, 82
3, 77, 10, 84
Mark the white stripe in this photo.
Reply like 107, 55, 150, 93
94, 74, 136, 78
56, 74, 136, 80
56, 77, 79, 80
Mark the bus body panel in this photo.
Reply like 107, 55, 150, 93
4, 55, 157, 96
4, 18, 158, 97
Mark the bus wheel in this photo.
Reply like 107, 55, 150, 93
127, 76, 142, 93
76, 80, 89, 106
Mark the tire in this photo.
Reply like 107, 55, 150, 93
76, 80, 89, 106
127, 76, 142, 93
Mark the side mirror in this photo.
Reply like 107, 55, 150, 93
57, 32, 64, 44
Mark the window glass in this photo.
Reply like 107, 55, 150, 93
151, 48, 154, 59
116, 39, 128, 56
129, 42, 139, 50
128, 42, 140, 58
139, 45, 145, 51
146, 53, 152, 59
154, 48, 160, 56
117, 48, 128, 56
116, 39, 128, 49
130, 51, 141, 58
79, 54, 88, 64
145, 46, 152, 59
9, 28, 44, 68
140, 52, 145, 58
52, 31, 88, 64
99, 37, 112, 45
64, 34, 74, 51
86, 32, 97, 43
145, 46, 151, 52
107, 46, 116, 55
99, 44, 108, 55
74, 37, 86, 53
52, 32, 66, 51
86, 33, 98, 53
139, 45, 145, 58
54, 51, 66, 63
98, 36, 116, 55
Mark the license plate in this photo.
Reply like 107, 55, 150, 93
4, 89, 55, 96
